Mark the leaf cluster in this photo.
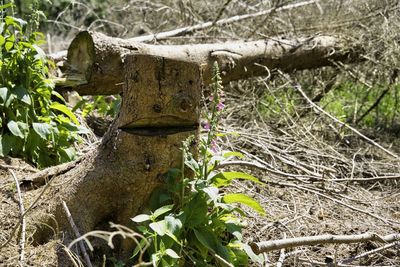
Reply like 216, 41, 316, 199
0, 4, 86, 167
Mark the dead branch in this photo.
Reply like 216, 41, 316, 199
9, 170, 26, 267
130, 0, 317, 43
48, 1, 316, 66
62, 31, 359, 95
62, 201, 93, 267
20, 157, 83, 189
251, 232, 400, 254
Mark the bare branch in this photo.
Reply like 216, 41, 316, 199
251, 232, 400, 254
9, 170, 25, 267
62, 201, 93, 267
130, 0, 317, 43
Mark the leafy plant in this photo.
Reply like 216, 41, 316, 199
131, 63, 265, 266
0, 3, 86, 168
72, 94, 121, 118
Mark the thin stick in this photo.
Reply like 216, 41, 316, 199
61, 201, 93, 267
340, 241, 399, 264
294, 83, 399, 159
9, 170, 26, 267
276, 233, 287, 267
251, 232, 400, 254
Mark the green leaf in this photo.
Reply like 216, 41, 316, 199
202, 186, 219, 202
13, 86, 31, 105
183, 194, 207, 227
32, 44, 46, 61
0, 87, 8, 103
5, 39, 13, 51
194, 228, 217, 252
0, 2, 13, 11
223, 151, 244, 159
0, 35, 5, 46
32, 123, 52, 140
152, 204, 174, 220
164, 215, 182, 244
165, 248, 180, 259
194, 228, 231, 262
242, 243, 265, 264
50, 102, 79, 125
211, 172, 263, 187
222, 193, 265, 216
7, 121, 28, 138
149, 220, 168, 236
59, 147, 77, 162
131, 214, 151, 223
0, 134, 14, 157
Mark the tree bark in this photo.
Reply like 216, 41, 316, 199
32, 55, 201, 259
62, 31, 360, 95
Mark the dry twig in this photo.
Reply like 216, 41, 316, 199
131, 0, 316, 42
9, 170, 26, 267
62, 201, 93, 267
251, 232, 400, 254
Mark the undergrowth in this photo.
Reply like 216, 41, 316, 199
0, 2, 86, 168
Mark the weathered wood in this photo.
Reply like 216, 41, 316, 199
64, 31, 360, 95
33, 55, 202, 258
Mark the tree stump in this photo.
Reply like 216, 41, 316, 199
33, 54, 202, 259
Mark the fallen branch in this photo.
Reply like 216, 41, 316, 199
9, 170, 26, 267
48, 1, 317, 66
251, 232, 400, 254
130, 0, 317, 43
62, 201, 93, 267
21, 157, 83, 189
332, 175, 400, 183
63, 31, 359, 95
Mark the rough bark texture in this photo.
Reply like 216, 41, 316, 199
64, 31, 359, 95
33, 55, 201, 259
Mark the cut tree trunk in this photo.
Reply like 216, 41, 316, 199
32, 54, 201, 259
62, 31, 360, 95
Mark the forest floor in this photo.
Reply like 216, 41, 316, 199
1, 92, 400, 266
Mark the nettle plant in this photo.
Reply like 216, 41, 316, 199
0, 3, 86, 168
131, 63, 265, 266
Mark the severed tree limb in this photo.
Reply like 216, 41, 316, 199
250, 233, 400, 254
60, 31, 360, 95
9, 170, 26, 267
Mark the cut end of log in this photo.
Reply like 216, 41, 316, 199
67, 31, 95, 80
250, 242, 261, 255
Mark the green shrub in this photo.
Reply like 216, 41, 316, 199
0, 3, 86, 168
